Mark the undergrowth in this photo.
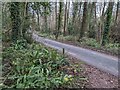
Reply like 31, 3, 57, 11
2, 39, 76, 88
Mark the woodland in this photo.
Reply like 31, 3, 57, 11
1, 1, 120, 88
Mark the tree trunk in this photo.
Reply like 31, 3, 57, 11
10, 2, 21, 42
78, 2, 82, 31
36, 9, 41, 32
55, 1, 58, 39
102, 2, 106, 16
44, 6, 48, 32
66, 1, 70, 35
22, 2, 28, 37
72, 2, 78, 35
99, 2, 106, 45
56, 1, 63, 39
88, 3, 94, 38
115, 1, 119, 24
94, 3, 99, 42
63, 2, 67, 36
102, 2, 114, 46
79, 2, 88, 39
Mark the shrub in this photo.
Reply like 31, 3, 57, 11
105, 43, 119, 54
79, 37, 119, 55
80, 37, 100, 48
105, 43, 119, 49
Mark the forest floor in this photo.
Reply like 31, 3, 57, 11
67, 55, 119, 88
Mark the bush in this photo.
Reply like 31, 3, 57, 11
80, 37, 100, 48
79, 37, 119, 55
3, 40, 72, 88
105, 43, 119, 54
105, 43, 119, 49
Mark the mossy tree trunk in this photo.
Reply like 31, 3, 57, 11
21, 2, 30, 38
56, 1, 63, 39
102, 2, 114, 46
10, 2, 21, 43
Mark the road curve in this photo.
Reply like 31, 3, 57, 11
33, 33, 119, 77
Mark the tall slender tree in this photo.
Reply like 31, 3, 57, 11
63, 2, 67, 36
72, 2, 78, 35
9, 2, 21, 42
102, 2, 114, 45
78, 2, 82, 31
115, 1, 119, 24
21, 2, 30, 37
66, 1, 70, 35
79, 2, 88, 39
44, 5, 48, 32
99, 2, 106, 44
88, 2, 95, 38
56, 1, 63, 39
54, 1, 58, 39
